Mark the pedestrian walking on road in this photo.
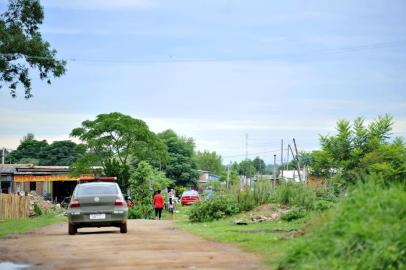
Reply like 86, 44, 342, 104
153, 190, 164, 220
168, 190, 175, 218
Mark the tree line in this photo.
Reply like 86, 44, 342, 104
5, 112, 272, 190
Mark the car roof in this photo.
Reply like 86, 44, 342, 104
182, 190, 199, 196
78, 182, 117, 186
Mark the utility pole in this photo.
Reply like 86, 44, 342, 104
293, 138, 302, 182
288, 144, 301, 182
280, 139, 284, 180
273, 154, 277, 189
245, 133, 248, 160
2, 148, 5, 164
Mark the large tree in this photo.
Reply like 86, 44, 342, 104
238, 159, 256, 178
158, 129, 199, 187
70, 113, 168, 190
252, 156, 266, 174
194, 150, 224, 175
6, 134, 81, 165
0, 0, 66, 98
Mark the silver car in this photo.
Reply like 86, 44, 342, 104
66, 182, 128, 235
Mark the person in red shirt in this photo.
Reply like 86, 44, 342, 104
153, 190, 164, 220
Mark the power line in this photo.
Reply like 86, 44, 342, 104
1, 40, 405, 64
223, 149, 281, 159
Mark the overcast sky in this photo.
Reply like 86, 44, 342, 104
0, 0, 405, 163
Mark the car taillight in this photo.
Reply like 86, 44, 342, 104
69, 198, 80, 208
114, 197, 126, 206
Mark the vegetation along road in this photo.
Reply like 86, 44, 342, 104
0, 219, 263, 270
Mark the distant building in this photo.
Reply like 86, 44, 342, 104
197, 170, 219, 189
281, 168, 308, 182
0, 164, 94, 202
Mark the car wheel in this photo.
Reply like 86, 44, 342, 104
68, 223, 77, 235
120, 222, 127, 233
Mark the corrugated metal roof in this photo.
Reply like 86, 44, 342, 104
0, 164, 71, 174
0, 164, 33, 173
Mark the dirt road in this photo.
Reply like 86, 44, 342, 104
0, 220, 262, 270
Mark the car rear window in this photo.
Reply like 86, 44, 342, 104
76, 184, 118, 196
182, 191, 199, 197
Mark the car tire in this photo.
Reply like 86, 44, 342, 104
68, 223, 77, 235
120, 222, 127, 234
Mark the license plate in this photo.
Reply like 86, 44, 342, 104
89, 214, 106, 220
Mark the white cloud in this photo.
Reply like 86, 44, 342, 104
41, 0, 156, 10
0, 109, 93, 149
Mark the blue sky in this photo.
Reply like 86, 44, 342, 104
1, 0, 405, 163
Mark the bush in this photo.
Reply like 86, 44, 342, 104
272, 181, 317, 211
278, 179, 406, 270
281, 207, 306, 221
128, 203, 154, 219
271, 181, 337, 213
33, 203, 42, 216
313, 200, 335, 212
235, 181, 272, 212
189, 195, 240, 222
236, 190, 257, 212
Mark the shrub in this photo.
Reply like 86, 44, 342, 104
128, 203, 154, 219
271, 180, 337, 213
33, 203, 42, 216
236, 190, 257, 212
281, 207, 306, 221
252, 180, 272, 205
272, 181, 317, 211
189, 195, 239, 222
235, 180, 272, 212
278, 179, 406, 270
313, 200, 335, 212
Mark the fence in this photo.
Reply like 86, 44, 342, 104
0, 194, 29, 219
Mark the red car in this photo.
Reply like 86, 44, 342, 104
180, 190, 199, 206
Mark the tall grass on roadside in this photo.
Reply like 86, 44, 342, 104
189, 180, 337, 223
272, 181, 317, 211
272, 180, 337, 215
237, 180, 272, 212
190, 181, 273, 222
278, 178, 406, 270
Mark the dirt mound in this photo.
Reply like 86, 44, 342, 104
27, 192, 56, 216
235, 204, 289, 224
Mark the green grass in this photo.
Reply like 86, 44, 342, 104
175, 180, 405, 269
0, 214, 66, 238
278, 180, 406, 270
175, 205, 309, 269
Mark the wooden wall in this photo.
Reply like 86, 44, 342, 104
0, 194, 29, 219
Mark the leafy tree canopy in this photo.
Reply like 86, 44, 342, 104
6, 134, 81, 165
238, 159, 256, 177
194, 150, 224, 175
309, 114, 406, 184
252, 156, 266, 174
70, 113, 168, 191
158, 129, 199, 187
71, 112, 168, 167
0, 0, 66, 98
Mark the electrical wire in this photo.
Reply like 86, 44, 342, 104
1, 40, 405, 64
222, 149, 281, 159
